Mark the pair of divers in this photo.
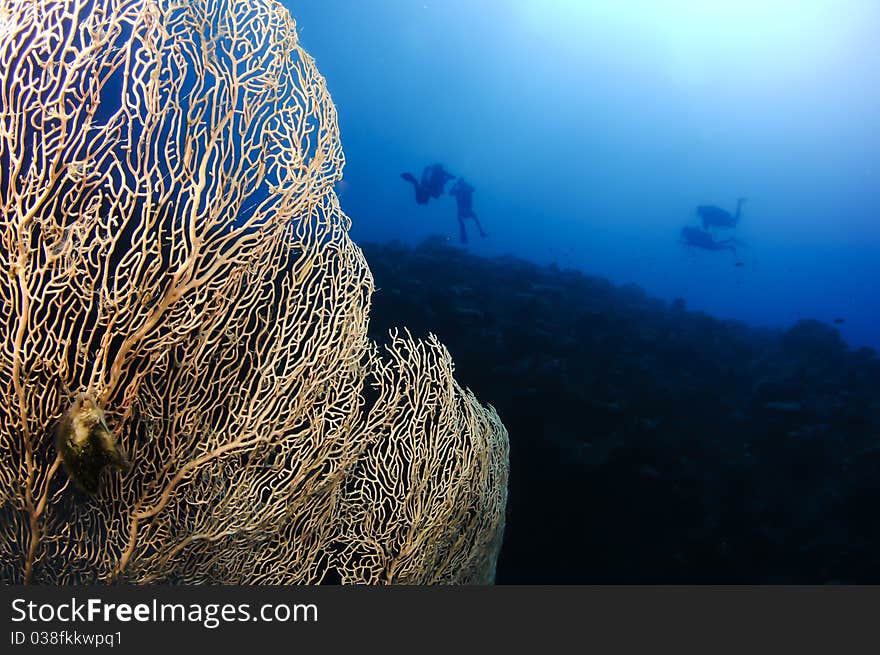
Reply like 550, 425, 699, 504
680, 197, 746, 255
401, 163, 487, 244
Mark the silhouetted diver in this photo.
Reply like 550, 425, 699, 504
425, 164, 454, 199
401, 163, 454, 205
449, 177, 487, 244
697, 197, 746, 229
680, 226, 738, 253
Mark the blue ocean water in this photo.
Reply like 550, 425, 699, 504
286, 0, 879, 350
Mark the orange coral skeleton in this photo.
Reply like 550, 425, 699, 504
0, 0, 507, 584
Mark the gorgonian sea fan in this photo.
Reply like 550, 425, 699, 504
0, 0, 508, 584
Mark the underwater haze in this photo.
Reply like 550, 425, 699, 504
286, 0, 880, 349
280, 0, 880, 585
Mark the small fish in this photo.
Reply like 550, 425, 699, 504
734, 261, 745, 267
833, 317, 846, 325
56, 392, 131, 495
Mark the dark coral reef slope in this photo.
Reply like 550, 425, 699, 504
363, 237, 880, 584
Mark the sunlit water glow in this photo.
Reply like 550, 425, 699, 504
288, 0, 880, 348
